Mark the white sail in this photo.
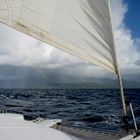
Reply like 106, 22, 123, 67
0, 0, 118, 73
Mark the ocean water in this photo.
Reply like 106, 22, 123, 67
0, 89, 139, 132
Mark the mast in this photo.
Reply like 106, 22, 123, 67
108, 0, 127, 116
117, 67, 127, 115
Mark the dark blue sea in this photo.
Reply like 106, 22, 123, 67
0, 89, 140, 132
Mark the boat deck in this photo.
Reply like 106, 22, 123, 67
0, 113, 71, 140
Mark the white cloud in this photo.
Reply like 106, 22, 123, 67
0, 24, 55, 67
111, 0, 140, 79
111, 0, 128, 29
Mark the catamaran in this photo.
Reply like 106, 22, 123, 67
0, 0, 139, 139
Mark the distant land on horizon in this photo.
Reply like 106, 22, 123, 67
0, 64, 140, 89
0, 78, 140, 89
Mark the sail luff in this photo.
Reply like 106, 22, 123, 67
107, 0, 126, 115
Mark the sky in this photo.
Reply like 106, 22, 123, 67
0, 0, 140, 87
124, 0, 140, 38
